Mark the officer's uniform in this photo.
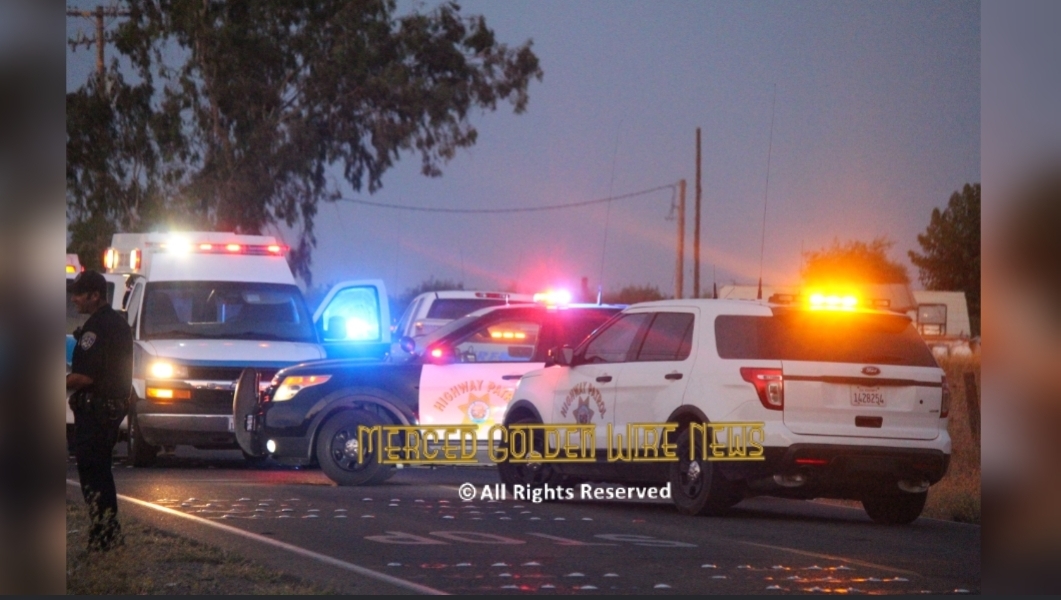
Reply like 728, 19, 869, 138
69, 273, 133, 551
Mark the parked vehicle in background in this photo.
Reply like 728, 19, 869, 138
235, 298, 624, 486
103, 231, 390, 466
393, 290, 534, 345
502, 297, 951, 525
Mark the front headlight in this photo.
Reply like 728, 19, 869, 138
149, 361, 189, 379
272, 375, 332, 402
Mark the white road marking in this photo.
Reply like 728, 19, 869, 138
66, 479, 447, 595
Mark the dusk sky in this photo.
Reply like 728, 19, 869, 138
66, 1, 981, 298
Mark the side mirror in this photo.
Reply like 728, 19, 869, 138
399, 335, 416, 354
545, 345, 575, 368
323, 315, 346, 341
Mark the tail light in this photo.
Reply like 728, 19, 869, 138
740, 367, 784, 410
940, 374, 950, 418
129, 248, 141, 270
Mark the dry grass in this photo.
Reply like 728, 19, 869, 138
66, 500, 335, 595
922, 354, 981, 524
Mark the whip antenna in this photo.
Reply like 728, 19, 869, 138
757, 84, 777, 300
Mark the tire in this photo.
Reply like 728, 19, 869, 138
315, 409, 393, 486
497, 417, 565, 488
669, 427, 741, 516
862, 491, 927, 525
127, 408, 158, 467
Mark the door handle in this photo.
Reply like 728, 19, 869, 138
665, 373, 683, 381
596, 375, 612, 383
501, 374, 522, 381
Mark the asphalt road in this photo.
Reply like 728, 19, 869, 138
68, 448, 980, 595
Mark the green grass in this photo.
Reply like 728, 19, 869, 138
66, 500, 336, 595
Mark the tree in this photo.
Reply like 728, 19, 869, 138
802, 237, 910, 285
603, 284, 668, 305
908, 183, 981, 333
66, 0, 542, 283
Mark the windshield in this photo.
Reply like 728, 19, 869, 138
417, 311, 491, 347
142, 281, 316, 343
715, 310, 937, 367
425, 298, 511, 320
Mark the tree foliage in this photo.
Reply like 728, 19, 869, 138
67, 0, 542, 282
908, 183, 981, 325
603, 284, 668, 305
802, 237, 910, 285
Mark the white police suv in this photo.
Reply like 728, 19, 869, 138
501, 298, 951, 524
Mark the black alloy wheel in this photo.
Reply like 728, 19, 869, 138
315, 409, 394, 486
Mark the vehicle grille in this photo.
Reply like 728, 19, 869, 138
185, 366, 280, 383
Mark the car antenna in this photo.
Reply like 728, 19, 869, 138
757, 84, 777, 301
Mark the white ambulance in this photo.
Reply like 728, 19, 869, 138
104, 231, 389, 466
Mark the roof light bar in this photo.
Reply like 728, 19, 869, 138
533, 289, 572, 306
807, 292, 858, 311
148, 241, 288, 256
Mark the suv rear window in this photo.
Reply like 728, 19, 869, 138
426, 299, 508, 320
715, 310, 937, 366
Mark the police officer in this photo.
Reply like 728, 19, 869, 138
66, 270, 133, 551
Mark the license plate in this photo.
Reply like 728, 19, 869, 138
851, 386, 885, 407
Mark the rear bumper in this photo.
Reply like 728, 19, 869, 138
717, 443, 950, 499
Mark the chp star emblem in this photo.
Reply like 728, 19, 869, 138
573, 396, 594, 424
456, 392, 494, 425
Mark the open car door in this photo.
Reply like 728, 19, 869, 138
313, 280, 391, 360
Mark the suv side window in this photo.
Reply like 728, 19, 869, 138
580, 312, 651, 364
635, 312, 694, 361
454, 319, 541, 362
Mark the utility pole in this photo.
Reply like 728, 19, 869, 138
67, 5, 131, 78
694, 128, 702, 298
675, 179, 686, 299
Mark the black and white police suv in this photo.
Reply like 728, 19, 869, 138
499, 298, 951, 524
234, 301, 623, 485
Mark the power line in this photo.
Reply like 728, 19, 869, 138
335, 183, 677, 214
